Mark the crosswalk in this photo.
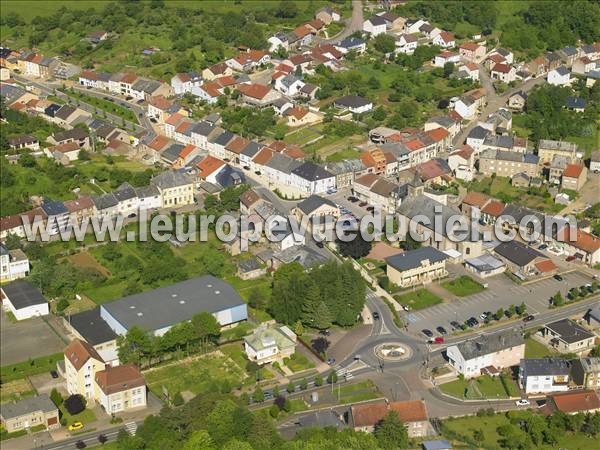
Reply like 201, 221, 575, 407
124, 422, 137, 436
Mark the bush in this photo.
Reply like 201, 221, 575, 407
63, 394, 86, 415
172, 391, 184, 406
56, 298, 69, 313
269, 404, 279, 418
314, 375, 323, 387
50, 388, 63, 407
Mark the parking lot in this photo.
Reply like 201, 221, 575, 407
405, 269, 596, 335
0, 311, 67, 365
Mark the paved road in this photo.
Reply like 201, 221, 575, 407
453, 70, 545, 146
320, 0, 364, 44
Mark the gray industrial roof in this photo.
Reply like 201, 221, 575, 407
101, 275, 245, 332
545, 318, 595, 344
456, 329, 523, 361
521, 358, 570, 376
68, 308, 117, 345
465, 254, 505, 271
386, 247, 448, 272
494, 241, 543, 267
296, 195, 336, 215
1, 281, 48, 310
0, 394, 57, 420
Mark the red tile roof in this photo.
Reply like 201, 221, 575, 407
201, 82, 221, 98
549, 390, 600, 413
462, 191, 490, 208
207, 62, 229, 75
425, 127, 449, 142
148, 135, 170, 151
438, 31, 454, 43
64, 339, 104, 371
556, 227, 600, 253
481, 199, 505, 217
149, 95, 173, 110
283, 145, 306, 159
95, 363, 145, 396
563, 163, 584, 178
215, 76, 237, 87
197, 155, 225, 178
238, 83, 271, 100
80, 70, 98, 81
286, 106, 309, 120
225, 136, 251, 154
352, 400, 428, 427
0, 208, 47, 232
252, 147, 274, 165
405, 139, 425, 152
50, 142, 81, 154
465, 63, 479, 71
439, 50, 457, 58
492, 63, 513, 74
179, 144, 196, 159
417, 159, 449, 181
460, 42, 480, 51
175, 121, 193, 134
307, 19, 325, 30
293, 25, 313, 38
274, 63, 293, 73
488, 53, 506, 64
64, 196, 94, 213
535, 259, 558, 273
120, 73, 138, 84
165, 113, 184, 126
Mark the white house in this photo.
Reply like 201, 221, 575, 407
274, 73, 305, 96
446, 329, 524, 378
433, 51, 460, 68
404, 18, 427, 34
333, 95, 373, 114
170, 71, 202, 95
335, 37, 367, 54
548, 67, 571, 86
94, 364, 147, 414
0, 244, 29, 282
395, 34, 418, 55
454, 96, 477, 120
135, 185, 162, 211
433, 31, 455, 48
491, 63, 517, 83
1, 281, 49, 321
243, 324, 297, 365
520, 359, 571, 394
363, 16, 387, 36
290, 162, 336, 195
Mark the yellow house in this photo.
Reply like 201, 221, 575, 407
151, 170, 195, 208
63, 339, 106, 402
285, 106, 323, 127
385, 247, 449, 288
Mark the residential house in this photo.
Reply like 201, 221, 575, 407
491, 63, 517, 83
225, 49, 270, 72
424, 115, 461, 139
335, 37, 367, 54
147, 95, 187, 124
590, 150, 600, 173
548, 66, 571, 86
294, 195, 340, 233
274, 73, 304, 96
433, 31, 455, 48
454, 88, 487, 120
52, 105, 91, 128
457, 63, 480, 82
448, 145, 475, 181
460, 191, 491, 219
135, 185, 162, 211
459, 42, 486, 62
520, 358, 571, 394
479, 149, 540, 178
465, 254, 506, 278
541, 319, 596, 354
481, 199, 505, 225
570, 358, 600, 389
386, 247, 449, 288
243, 324, 297, 365
447, 329, 524, 378
8, 134, 39, 151
395, 34, 418, 55
290, 25, 316, 48
201, 62, 233, 81
493, 240, 551, 275
378, 11, 405, 30
223, 136, 251, 164
63, 197, 96, 226
315, 6, 341, 24
151, 170, 195, 208
561, 164, 587, 191
94, 364, 147, 414
238, 83, 280, 107
170, 71, 202, 95
47, 128, 90, 149
350, 400, 432, 438
237, 258, 266, 280
508, 91, 528, 111
0, 244, 29, 282
0, 395, 59, 433
537, 140, 580, 165
290, 161, 336, 195
64, 339, 106, 401
404, 18, 427, 34
334, 95, 373, 114
433, 51, 460, 67
324, 159, 368, 188
565, 96, 586, 112
44, 142, 81, 163
0, 208, 47, 240
285, 106, 322, 127
572, 56, 598, 75
40, 199, 69, 236
363, 16, 387, 36
543, 390, 600, 415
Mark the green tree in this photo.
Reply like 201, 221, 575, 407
374, 410, 408, 449
313, 302, 333, 330
252, 387, 264, 403
287, 381, 295, 394
183, 430, 216, 450
172, 391, 184, 406
191, 312, 221, 343
327, 371, 338, 384
495, 307, 505, 320
314, 375, 323, 386
373, 33, 396, 54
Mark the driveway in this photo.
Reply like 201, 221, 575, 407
320, 0, 364, 44
0, 311, 67, 365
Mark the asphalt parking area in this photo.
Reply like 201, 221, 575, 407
406, 270, 595, 333
0, 311, 66, 366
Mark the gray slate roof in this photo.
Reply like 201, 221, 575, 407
0, 394, 57, 420
521, 358, 570, 376
1, 281, 47, 310
68, 307, 117, 345
265, 153, 302, 174
545, 318, 595, 344
92, 193, 118, 210
292, 162, 333, 181
113, 182, 137, 202
151, 170, 193, 189
297, 195, 337, 214
494, 241, 543, 267
386, 247, 448, 272
456, 329, 523, 361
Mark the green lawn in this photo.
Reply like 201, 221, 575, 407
284, 353, 315, 373
440, 374, 519, 400
325, 147, 362, 162
1, 353, 63, 383
59, 405, 96, 428
144, 352, 248, 398
337, 380, 382, 403
394, 289, 442, 310
283, 126, 323, 146
442, 276, 485, 297
524, 337, 560, 358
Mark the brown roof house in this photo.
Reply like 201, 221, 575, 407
64, 339, 106, 402
350, 400, 433, 437
94, 364, 147, 414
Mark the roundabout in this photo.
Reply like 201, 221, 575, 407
374, 342, 412, 361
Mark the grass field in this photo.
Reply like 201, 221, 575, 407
336, 380, 382, 403
442, 411, 600, 450
59, 405, 97, 428
325, 147, 362, 162
1, 353, 63, 383
442, 276, 484, 297
524, 337, 560, 359
440, 374, 519, 400
284, 353, 315, 373
144, 350, 248, 398
0, 378, 36, 404
394, 289, 442, 310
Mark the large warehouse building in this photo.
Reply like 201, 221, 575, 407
100, 275, 248, 336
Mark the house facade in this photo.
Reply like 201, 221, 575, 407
243, 324, 297, 365
520, 358, 570, 394
386, 247, 449, 288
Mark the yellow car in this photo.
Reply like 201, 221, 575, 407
68, 422, 84, 431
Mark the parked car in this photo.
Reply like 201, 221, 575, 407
566, 255, 577, 262
359, 201, 367, 207
348, 196, 359, 202
402, 304, 410, 311
515, 399, 530, 406
372, 311, 380, 320
436, 326, 447, 335
50, 370, 59, 379
433, 336, 445, 344
467, 317, 479, 327
69, 422, 84, 431
421, 329, 434, 338
327, 358, 336, 365
553, 274, 564, 281
450, 320, 462, 330
538, 244, 548, 250
319, 329, 330, 336
523, 314, 536, 322
366, 206, 375, 212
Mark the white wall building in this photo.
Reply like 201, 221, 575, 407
1, 281, 49, 321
